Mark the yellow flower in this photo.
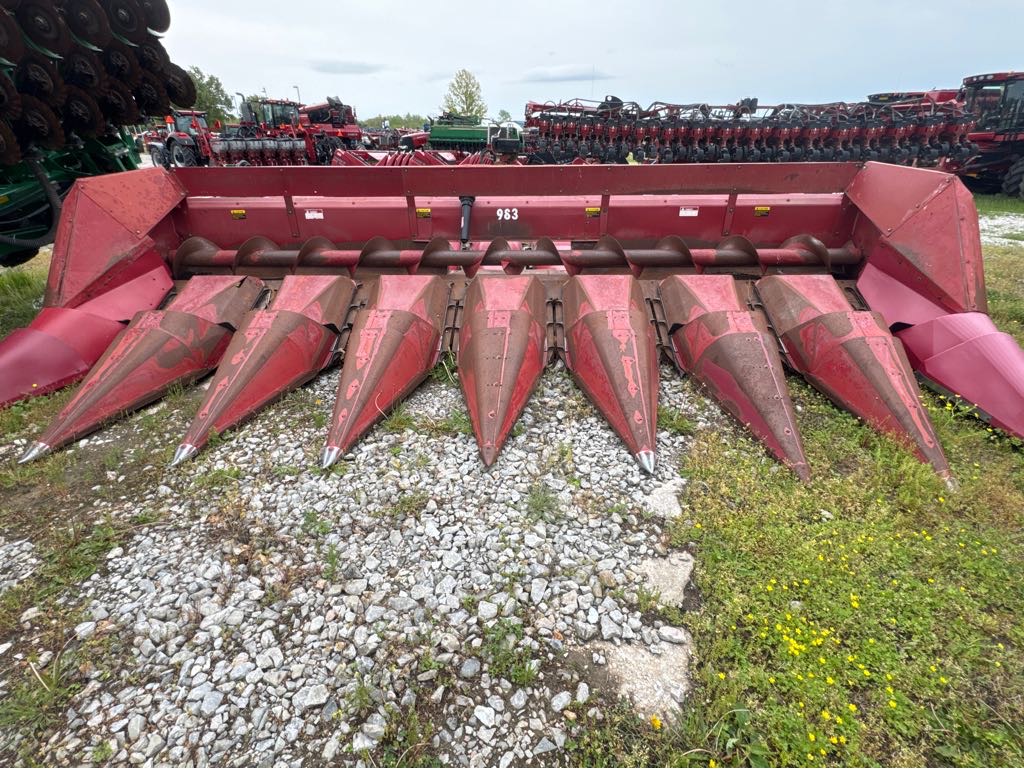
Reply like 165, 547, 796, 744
835, 716, 843, 725
848, 704, 858, 713
829, 736, 839, 745
889, 700, 897, 708
940, 676, 948, 684
821, 710, 831, 721
768, 677, 776, 684
808, 733, 816, 742
709, 760, 717, 768
839, 735, 847, 744
826, 676, 835, 685
717, 672, 726, 680
650, 714, 662, 730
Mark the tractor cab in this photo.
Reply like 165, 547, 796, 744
960, 73, 1024, 131
170, 111, 209, 136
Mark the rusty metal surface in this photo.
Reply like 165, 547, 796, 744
23, 277, 264, 460
458, 275, 547, 466
562, 275, 659, 472
758, 274, 951, 480
174, 275, 354, 463
322, 275, 447, 467
660, 275, 809, 480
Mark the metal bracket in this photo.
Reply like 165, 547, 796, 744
440, 282, 464, 355
646, 294, 679, 371
547, 297, 566, 365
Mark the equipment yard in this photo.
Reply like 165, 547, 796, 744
0, 197, 1021, 766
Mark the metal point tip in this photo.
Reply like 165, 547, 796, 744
320, 445, 342, 470
636, 450, 656, 475
18, 442, 50, 464
170, 443, 198, 467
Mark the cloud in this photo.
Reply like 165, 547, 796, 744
520, 65, 615, 83
310, 59, 385, 75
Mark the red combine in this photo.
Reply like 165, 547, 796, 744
2, 163, 1021, 482
947, 72, 1024, 196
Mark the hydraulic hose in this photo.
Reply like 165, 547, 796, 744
0, 158, 64, 249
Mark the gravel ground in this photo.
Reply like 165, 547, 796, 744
4, 364, 719, 766
979, 212, 1024, 245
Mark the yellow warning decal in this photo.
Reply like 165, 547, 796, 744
585, 206, 601, 218
416, 207, 432, 219
230, 209, 247, 220
753, 206, 771, 217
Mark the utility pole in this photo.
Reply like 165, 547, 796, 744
293, 85, 301, 103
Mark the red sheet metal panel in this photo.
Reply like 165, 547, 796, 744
458, 275, 547, 466
173, 275, 353, 464
321, 275, 447, 467
898, 313, 1024, 438
562, 275, 659, 472
0, 307, 126, 407
21, 276, 263, 461
47, 167, 185, 308
849, 162, 985, 318
758, 274, 951, 481
661, 275, 809, 480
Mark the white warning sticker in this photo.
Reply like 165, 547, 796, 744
678, 207, 699, 217
304, 209, 325, 220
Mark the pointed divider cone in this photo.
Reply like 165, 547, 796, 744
660, 275, 810, 481
757, 274, 952, 481
321, 275, 448, 468
897, 312, 1024, 438
562, 275, 659, 473
458, 275, 547, 466
174, 275, 354, 465
21, 276, 265, 463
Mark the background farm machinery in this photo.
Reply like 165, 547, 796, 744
1, 162, 1022, 485
1, 0, 195, 266
147, 96, 365, 167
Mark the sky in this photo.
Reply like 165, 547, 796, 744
160, 0, 1022, 120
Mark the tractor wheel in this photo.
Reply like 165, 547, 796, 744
0, 118, 21, 164
133, 70, 168, 115
100, 0, 147, 42
164, 62, 195, 107
169, 142, 196, 167
136, 34, 169, 74
60, 46, 105, 90
100, 38, 141, 87
139, 0, 169, 32
14, 51, 67, 107
63, 85, 105, 135
1, 9, 25, 64
16, 0, 72, 55
1000, 156, 1024, 198
97, 77, 138, 123
0, 72, 21, 120
148, 145, 166, 167
13, 93, 65, 149
61, 0, 112, 48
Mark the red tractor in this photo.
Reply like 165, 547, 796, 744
146, 110, 214, 167
949, 72, 1024, 196
299, 97, 364, 163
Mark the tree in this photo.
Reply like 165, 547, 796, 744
363, 113, 428, 130
440, 69, 487, 119
186, 66, 234, 123
497, 109, 512, 122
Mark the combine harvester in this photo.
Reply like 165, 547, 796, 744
2, 162, 1022, 483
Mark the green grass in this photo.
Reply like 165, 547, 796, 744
974, 194, 1024, 216
983, 245, 1024, 345
525, 481, 559, 522
481, 617, 537, 686
658, 406, 696, 436
0, 257, 48, 337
